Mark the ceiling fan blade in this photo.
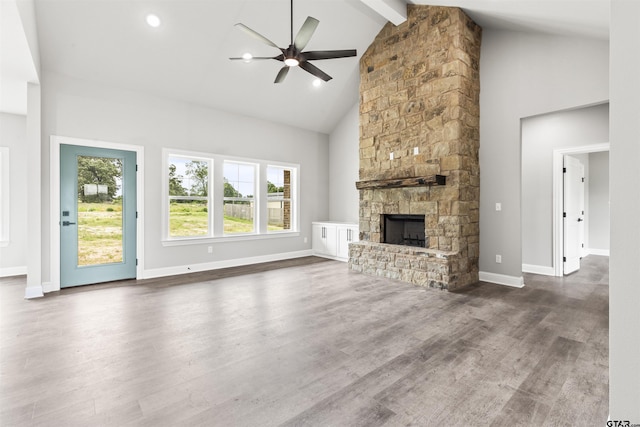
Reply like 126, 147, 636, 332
303, 49, 357, 60
299, 61, 332, 82
294, 16, 319, 51
274, 66, 290, 84
234, 23, 281, 50
229, 56, 278, 60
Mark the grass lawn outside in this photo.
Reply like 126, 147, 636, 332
170, 201, 209, 237
77, 202, 123, 266
170, 201, 285, 235
76, 202, 288, 265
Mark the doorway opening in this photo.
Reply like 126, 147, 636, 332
521, 103, 610, 279
553, 144, 609, 276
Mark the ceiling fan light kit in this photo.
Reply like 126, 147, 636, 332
229, 0, 357, 83
284, 58, 300, 67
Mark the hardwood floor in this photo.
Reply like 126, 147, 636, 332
0, 256, 608, 426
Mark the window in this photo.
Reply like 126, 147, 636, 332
0, 147, 8, 246
223, 161, 257, 234
167, 154, 211, 238
163, 150, 298, 244
267, 166, 294, 232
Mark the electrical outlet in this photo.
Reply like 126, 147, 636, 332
207, 246, 213, 254
413, 147, 419, 155
495, 254, 502, 263
390, 152, 394, 160
495, 203, 502, 211
303, 237, 308, 243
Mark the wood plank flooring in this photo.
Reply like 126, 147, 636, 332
0, 255, 609, 426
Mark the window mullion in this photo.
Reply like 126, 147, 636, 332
212, 157, 224, 237
255, 163, 265, 234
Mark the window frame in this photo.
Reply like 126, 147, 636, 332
162, 149, 299, 246
223, 160, 259, 236
0, 147, 9, 247
266, 165, 296, 234
163, 149, 214, 241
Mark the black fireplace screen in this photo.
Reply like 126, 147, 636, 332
382, 214, 426, 248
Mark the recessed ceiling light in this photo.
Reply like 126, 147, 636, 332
312, 79, 322, 87
146, 14, 161, 28
242, 53, 253, 62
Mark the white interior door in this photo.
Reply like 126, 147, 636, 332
563, 155, 585, 275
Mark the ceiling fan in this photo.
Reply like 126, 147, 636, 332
229, 0, 357, 83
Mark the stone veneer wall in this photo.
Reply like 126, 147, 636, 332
349, 5, 481, 290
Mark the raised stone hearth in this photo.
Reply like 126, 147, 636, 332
349, 5, 481, 291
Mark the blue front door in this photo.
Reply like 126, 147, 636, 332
60, 144, 137, 287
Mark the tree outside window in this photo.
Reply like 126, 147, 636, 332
168, 156, 210, 237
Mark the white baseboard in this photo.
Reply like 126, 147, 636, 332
142, 249, 314, 280
313, 253, 348, 263
0, 266, 27, 277
522, 264, 555, 276
24, 286, 44, 299
479, 271, 525, 288
587, 248, 610, 256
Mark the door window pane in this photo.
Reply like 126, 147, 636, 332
77, 155, 123, 266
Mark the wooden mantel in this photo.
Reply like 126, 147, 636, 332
355, 175, 446, 190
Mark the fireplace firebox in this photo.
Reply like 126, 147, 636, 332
382, 214, 426, 248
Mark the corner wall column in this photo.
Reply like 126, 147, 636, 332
25, 82, 43, 299
609, 0, 640, 421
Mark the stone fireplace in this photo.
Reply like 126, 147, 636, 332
348, 5, 481, 291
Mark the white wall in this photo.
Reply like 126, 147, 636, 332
329, 102, 359, 223
610, 0, 640, 420
40, 72, 330, 282
521, 104, 609, 268
0, 113, 28, 276
15, 0, 41, 79
480, 30, 609, 280
588, 151, 609, 253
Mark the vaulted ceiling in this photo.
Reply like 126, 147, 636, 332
3, 0, 610, 133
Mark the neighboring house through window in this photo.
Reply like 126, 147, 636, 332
267, 165, 294, 233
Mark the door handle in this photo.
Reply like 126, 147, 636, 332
62, 221, 76, 226
577, 218, 583, 222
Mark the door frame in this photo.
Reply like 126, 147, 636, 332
552, 142, 609, 277
49, 135, 145, 292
